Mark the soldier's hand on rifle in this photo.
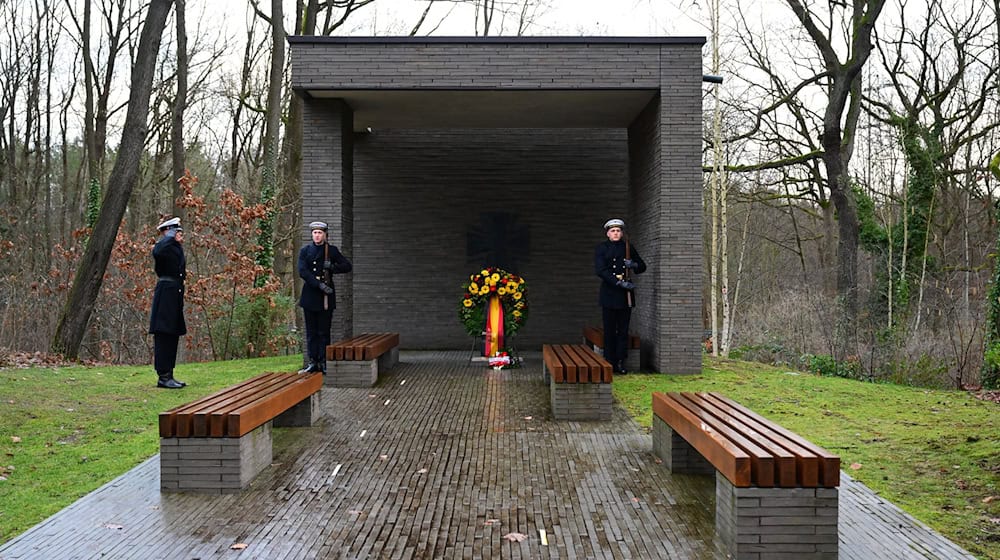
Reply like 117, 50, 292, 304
319, 283, 334, 295
323, 260, 333, 270
623, 258, 639, 270
616, 280, 635, 290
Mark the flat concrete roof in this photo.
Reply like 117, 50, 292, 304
287, 35, 706, 45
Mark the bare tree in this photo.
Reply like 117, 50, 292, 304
170, 0, 187, 217
782, 0, 887, 357
51, 0, 174, 359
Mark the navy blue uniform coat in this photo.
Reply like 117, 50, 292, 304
298, 242, 352, 311
149, 236, 187, 336
595, 240, 646, 309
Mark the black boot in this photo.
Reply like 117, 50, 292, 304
157, 374, 184, 389
168, 372, 186, 387
298, 362, 320, 374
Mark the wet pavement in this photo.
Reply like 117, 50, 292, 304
0, 351, 977, 559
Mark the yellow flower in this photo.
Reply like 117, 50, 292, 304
507, 283, 518, 291
480, 286, 489, 295
463, 299, 473, 308
481, 269, 490, 276
516, 301, 524, 308
497, 287, 507, 296
513, 292, 522, 300
469, 282, 479, 293
513, 310, 522, 317
490, 273, 500, 283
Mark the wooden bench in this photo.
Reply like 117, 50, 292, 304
582, 326, 641, 371
325, 332, 399, 387
159, 371, 323, 494
652, 391, 840, 559
542, 344, 613, 420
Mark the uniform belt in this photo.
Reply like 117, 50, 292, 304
158, 275, 183, 283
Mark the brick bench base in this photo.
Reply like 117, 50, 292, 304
549, 380, 612, 421
160, 392, 320, 494
716, 475, 838, 559
325, 347, 399, 387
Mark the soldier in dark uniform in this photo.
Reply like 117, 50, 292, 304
149, 217, 187, 389
595, 218, 646, 374
298, 221, 352, 374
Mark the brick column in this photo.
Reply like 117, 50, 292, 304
302, 98, 354, 341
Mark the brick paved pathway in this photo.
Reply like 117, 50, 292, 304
0, 351, 977, 559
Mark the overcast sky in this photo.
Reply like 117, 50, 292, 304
274, 0, 711, 38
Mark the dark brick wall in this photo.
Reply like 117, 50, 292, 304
349, 128, 628, 349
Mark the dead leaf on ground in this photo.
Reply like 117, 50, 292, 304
850, 463, 862, 470
503, 532, 528, 542
417, 468, 428, 474
11, 436, 20, 443
983, 496, 998, 504
230, 543, 248, 550
484, 519, 500, 526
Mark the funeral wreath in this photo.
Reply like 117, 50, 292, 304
458, 267, 528, 337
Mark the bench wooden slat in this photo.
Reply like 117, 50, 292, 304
158, 372, 322, 438
653, 392, 752, 486
224, 373, 323, 437
328, 333, 399, 361
543, 344, 565, 382
568, 344, 611, 383
543, 344, 612, 384
159, 373, 283, 438
670, 392, 778, 487
363, 333, 399, 361
681, 392, 799, 487
206, 373, 310, 437
702, 392, 840, 487
553, 345, 579, 383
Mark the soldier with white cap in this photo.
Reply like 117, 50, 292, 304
595, 218, 646, 374
149, 217, 187, 388
297, 221, 352, 374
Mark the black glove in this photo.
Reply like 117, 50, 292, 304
623, 258, 639, 270
323, 260, 333, 270
319, 282, 334, 295
616, 280, 635, 290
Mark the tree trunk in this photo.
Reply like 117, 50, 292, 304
51, 0, 174, 359
82, 0, 98, 186
276, 0, 317, 302
170, 0, 187, 217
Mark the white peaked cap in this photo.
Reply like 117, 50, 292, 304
157, 217, 181, 231
604, 218, 625, 230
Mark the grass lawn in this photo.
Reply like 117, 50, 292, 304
0, 354, 997, 558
